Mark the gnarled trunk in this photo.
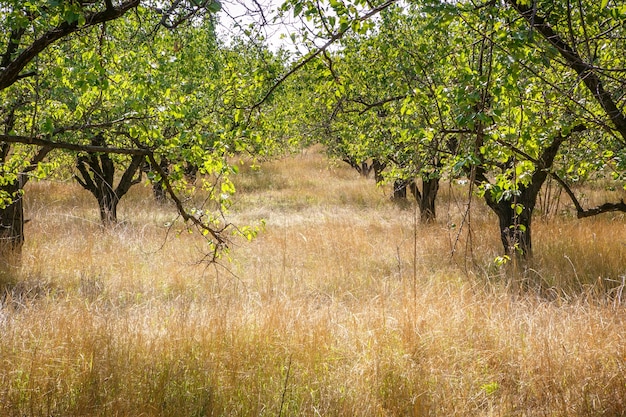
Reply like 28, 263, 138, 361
75, 134, 144, 226
410, 177, 440, 223
488, 194, 534, 258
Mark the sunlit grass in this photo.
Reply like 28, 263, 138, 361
1, 147, 625, 416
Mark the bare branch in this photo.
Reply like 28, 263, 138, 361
0, 134, 151, 156
252, 0, 398, 109
550, 172, 626, 219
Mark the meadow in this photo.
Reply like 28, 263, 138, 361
1, 147, 626, 416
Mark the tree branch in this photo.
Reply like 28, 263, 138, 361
350, 94, 408, 115
549, 171, 626, 219
0, 133, 151, 156
506, 0, 626, 144
1, 27, 26, 69
252, 0, 398, 109
146, 152, 228, 252
575, 200, 626, 218
0, 0, 140, 91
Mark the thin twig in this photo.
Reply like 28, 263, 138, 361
278, 354, 292, 417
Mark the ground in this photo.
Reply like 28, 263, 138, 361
1, 148, 626, 416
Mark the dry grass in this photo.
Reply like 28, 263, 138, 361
1, 147, 626, 416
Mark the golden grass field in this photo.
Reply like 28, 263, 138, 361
1, 147, 626, 416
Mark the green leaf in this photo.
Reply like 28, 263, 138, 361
41, 118, 54, 134
207, 0, 222, 13
293, 2, 303, 17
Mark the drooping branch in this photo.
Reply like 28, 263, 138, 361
575, 200, 626, 218
145, 153, 228, 245
549, 172, 626, 219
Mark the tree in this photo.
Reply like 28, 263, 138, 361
307, 6, 452, 222
278, 0, 625, 258
445, 0, 626, 258
0, 0, 271, 262
501, 0, 626, 219
0, 0, 144, 254
74, 134, 144, 226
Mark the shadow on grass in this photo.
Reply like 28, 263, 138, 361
1, 251, 58, 311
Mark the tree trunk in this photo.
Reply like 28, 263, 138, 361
409, 177, 439, 223
373, 160, 386, 184
0, 144, 52, 261
98, 188, 118, 226
75, 135, 144, 226
359, 161, 372, 178
342, 158, 384, 180
419, 178, 438, 223
184, 162, 199, 184
392, 179, 408, 200
152, 158, 169, 203
489, 195, 534, 258
474, 127, 575, 259
0, 181, 24, 255
141, 158, 168, 202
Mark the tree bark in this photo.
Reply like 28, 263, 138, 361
75, 135, 144, 226
489, 192, 534, 258
372, 160, 386, 184
0, 181, 25, 255
392, 179, 408, 200
97, 184, 119, 226
0, 144, 52, 258
410, 177, 439, 223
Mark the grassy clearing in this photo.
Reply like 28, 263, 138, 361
1, 148, 626, 416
